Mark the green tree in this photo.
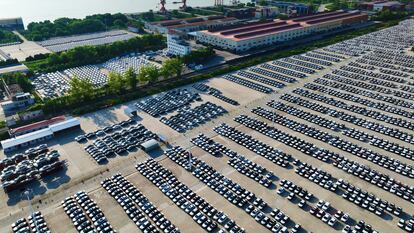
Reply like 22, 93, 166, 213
138, 65, 160, 83
258, 0, 268, 6
125, 67, 138, 89
107, 72, 125, 95
67, 77, 95, 102
161, 58, 184, 78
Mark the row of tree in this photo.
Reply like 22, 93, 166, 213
22, 13, 130, 41
182, 46, 215, 64
31, 34, 165, 73
0, 58, 19, 68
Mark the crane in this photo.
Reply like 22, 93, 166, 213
159, 0, 187, 13
173, 0, 187, 10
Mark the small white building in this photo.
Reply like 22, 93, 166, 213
1, 117, 80, 153
167, 33, 192, 56
1, 92, 35, 113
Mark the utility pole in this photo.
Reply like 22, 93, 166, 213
187, 151, 192, 171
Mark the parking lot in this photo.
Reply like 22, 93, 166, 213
2, 19, 414, 233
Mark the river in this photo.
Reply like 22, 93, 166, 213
0, 0, 249, 26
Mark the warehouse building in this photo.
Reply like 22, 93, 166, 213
145, 16, 239, 34
1, 117, 80, 153
9, 115, 66, 137
196, 10, 368, 52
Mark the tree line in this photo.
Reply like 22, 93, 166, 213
0, 29, 21, 44
27, 34, 166, 73
21, 13, 130, 41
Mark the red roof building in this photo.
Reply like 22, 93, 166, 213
196, 10, 368, 52
9, 116, 66, 136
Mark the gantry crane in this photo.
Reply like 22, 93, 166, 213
159, 0, 188, 13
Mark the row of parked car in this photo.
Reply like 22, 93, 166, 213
313, 50, 346, 60
164, 146, 298, 233
136, 158, 242, 232
291, 88, 414, 130
234, 114, 333, 163
0, 144, 49, 172
261, 63, 306, 79
223, 74, 273, 94
75, 119, 138, 142
332, 156, 414, 203
278, 180, 342, 228
102, 173, 179, 232
236, 113, 410, 216
190, 134, 275, 188
281, 57, 324, 70
249, 66, 297, 83
160, 102, 227, 133
213, 124, 291, 168
280, 93, 414, 147
399, 215, 414, 232
291, 54, 332, 66
1, 145, 65, 193
325, 69, 414, 108
136, 89, 201, 117
293, 160, 405, 218
192, 83, 239, 106
267, 100, 414, 161
81, 121, 159, 164
272, 60, 315, 75
236, 70, 286, 89
323, 73, 396, 96
12, 211, 51, 233
313, 77, 414, 111
279, 178, 382, 233
62, 191, 115, 233
305, 51, 342, 63
340, 65, 407, 84
333, 68, 397, 88
304, 82, 414, 119
251, 106, 414, 178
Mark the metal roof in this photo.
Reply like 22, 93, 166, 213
140, 139, 159, 151
1, 128, 53, 149
49, 118, 80, 133
1, 117, 80, 150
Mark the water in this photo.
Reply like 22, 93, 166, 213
0, 0, 248, 26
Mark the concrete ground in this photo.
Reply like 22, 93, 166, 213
0, 47, 412, 233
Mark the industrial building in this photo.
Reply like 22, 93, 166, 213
9, 115, 67, 137
145, 16, 239, 34
0, 17, 24, 30
196, 11, 368, 52
1, 117, 80, 153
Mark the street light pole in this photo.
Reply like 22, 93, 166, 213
23, 189, 39, 232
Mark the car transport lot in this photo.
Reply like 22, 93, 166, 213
1, 19, 414, 233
